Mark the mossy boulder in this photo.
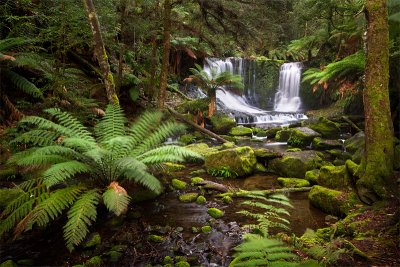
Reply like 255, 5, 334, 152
394, 145, 400, 170
164, 162, 185, 172
305, 169, 320, 185
308, 185, 360, 217
344, 132, 365, 154
190, 177, 204, 185
207, 208, 224, 218
204, 146, 257, 177
185, 143, 217, 157
221, 142, 235, 149
171, 179, 187, 190
82, 232, 101, 249
179, 193, 199, 202
106, 250, 122, 263
229, 126, 253, 137
277, 177, 310, 188
326, 149, 352, 161
345, 160, 359, 177
253, 148, 282, 159
222, 195, 233, 204
255, 163, 267, 173
85, 256, 102, 267
269, 151, 323, 178
286, 148, 302, 152
0, 188, 21, 209
179, 134, 196, 145
287, 127, 321, 148
196, 195, 207, 204
211, 113, 237, 134
312, 138, 342, 150
265, 127, 281, 138
275, 129, 292, 142
175, 261, 190, 267
309, 117, 341, 138
255, 130, 268, 138
164, 256, 173, 264
317, 165, 350, 189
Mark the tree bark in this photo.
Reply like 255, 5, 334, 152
158, 0, 171, 109
82, 0, 119, 105
357, 0, 395, 204
208, 90, 216, 118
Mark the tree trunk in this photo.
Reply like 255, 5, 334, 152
357, 0, 395, 204
157, 0, 171, 109
208, 90, 216, 118
82, 0, 119, 105
148, 37, 158, 101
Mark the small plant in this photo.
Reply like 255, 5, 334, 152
0, 104, 202, 251
208, 166, 238, 178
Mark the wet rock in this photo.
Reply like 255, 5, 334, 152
229, 126, 253, 137
312, 137, 342, 150
179, 193, 199, 202
317, 165, 350, 189
82, 232, 101, 249
277, 177, 310, 188
196, 195, 207, 205
265, 127, 281, 138
172, 179, 187, 190
275, 128, 292, 142
208, 208, 224, 218
308, 185, 360, 217
309, 117, 341, 138
0, 188, 21, 209
204, 146, 257, 177
185, 143, 217, 157
211, 113, 236, 135
287, 127, 321, 148
344, 132, 365, 153
253, 148, 282, 159
0, 260, 17, 267
269, 151, 323, 178
164, 162, 186, 172
84, 256, 102, 267
305, 169, 320, 185
326, 149, 352, 161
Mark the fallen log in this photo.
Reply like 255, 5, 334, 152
342, 116, 362, 133
217, 187, 312, 198
194, 180, 229, 192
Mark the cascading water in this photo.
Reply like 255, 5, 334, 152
202, 58, 307, 126
274, 62, 302, 112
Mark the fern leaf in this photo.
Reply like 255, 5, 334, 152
43, 161, 91, 187
95, 104, 126, 143
137, 145, 203, 165
20, 116, 75, 137
103, 182, 130, 216
10, 130, 59, 146
61, 137, 97, 152
0, 199, 35, 236
127, 111, 163, 149
0, 37, 35, 52
3, 70, 42, 98
63, 190, 100, 251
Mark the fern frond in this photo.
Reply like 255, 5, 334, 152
44, 108, 95, 143
20, 116, 75, 137
127, 111, 163, 148
0, 199, 35, 236
63, 190, 100, 251
0, 37, 35, 52
2, 185, 48, 217
3, 70, 42, 98
61, 138, 98, 152
103, 182, 130, 216
137, 145, 203, 165
95, 104, 126, 143
10, 130, 59, 146
43, 161, 91, 187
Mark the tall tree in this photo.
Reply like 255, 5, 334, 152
158, 0, 171, 109
83, 0, 119, 105
356, 0, 395, 204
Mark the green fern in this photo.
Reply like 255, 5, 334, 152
2, 69, 43, 98
2, 104, 202, 250
0, 37, 35, 52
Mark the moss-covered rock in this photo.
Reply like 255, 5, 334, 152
345, 160, 359, 177
277, 177, 310, 188
201, 225, 212, 233
222, 195, 233, 204
221, 142, 235, 149
317, 165, 350, 189
164, 256, 173, 264
82, 232, 101, 249
269, 151, 323, 178
0, 260, 17, 267
308, 185, 359, 217
85, 256, 102, 267
344, 132, 365, 153
253, 148, 282, 159
309, 117, 341, 138
190, 177, 204, 185
255, 163, 267, 173
175, 261, 190, 267
207, 208, 224, 218
394, 145, 400, 170
255, 130, 268, 138
229, 126, 253, 137
326, 149, 352, 161
179, 193, 199, 202
171, 179, 187, 190
275, 129, 292, 142
106, 250, 122, 263
0, 188, 21, 209
265, 127, 281, 138
211, 113, 237, 134
287, 127, 321, 148
312, 137, 342, 150
164, 162, 186, 172
204, 146, 257, 177
185, 143, 217, 157
148, 234, 165, 243
179, 134, 196, 145
196, 195, 207, 204
305, 169, 320, 185
220, 135, 237, 143
286, 148, 302, 152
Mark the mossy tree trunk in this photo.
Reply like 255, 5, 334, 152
208, 89, 216, 118
357, 0, 395, 204
83, 0, 119, 105
158, 0, 171, 109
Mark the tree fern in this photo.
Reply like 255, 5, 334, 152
2, 69, 43, 98
95, 104, 126, 143
64, 190, 100, 252
42, 161, 91, 187
103, 182, 130, 216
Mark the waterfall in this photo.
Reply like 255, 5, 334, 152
274, 62, 302, 112
202, 58, 307, 126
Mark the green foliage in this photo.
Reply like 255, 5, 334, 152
1, 104, 202, 250
208, 166, 238, 178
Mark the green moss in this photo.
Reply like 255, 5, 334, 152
164, 264, 173, 267
312, 137, 342, 150
0, 260, 17, 267
253, 148, 281, 159
111, 245, 128, 252
287, 127, 321, 148
207, 207, 224, 218
148, 234, 165, 243
190, 177, 204, 185
210, 114, 237, 134
190, 169, 206, 176
16, 259, 35, 266
82, 232, 101, 249
269, 151, 322, 178
106, 250, 122, 263
309, 117, 341, 138
185, 143, 217, 157
196, 195, 206, 204
277, 177, 310, 188
255, 163, 267, 173
171, 179, 187, 190
317, 165, 350, 189
222, 195, 233, 204
164, 162, 186, 172
255, 130, 268, 138
85, 256, 102, 267
345, 160, 359, 177
179, 193, 199, 203
265, 127, 281, 138
299, 228, 323, 247
201, 225, 212, 233
394, 145, 400, 170
222, 142, 235, 149
0, 188, 22, 209
275, 129, 292, 142
179, 134, 196, 145
305, 169, 320, 185
175, 261, 190, 267
163, 256, 173, 264
229, 126, 253, 136
177, 98, 209, 114
286, 148, 302, 152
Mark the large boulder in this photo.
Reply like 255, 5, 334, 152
275, 129, 292, 142
305, 169, 320, 185
269, 151, 323, 178
344, 132, 365, 154
229, 126, 253, 137
185, 143, 217, 157
277, 177, 310, 188
309, 117, 341, 138
287, 127, 321, 148
252, 148, 282, 159
308, 185, 360, 217
317, 165, 351, 189
210, 114, 237, 135
204, 146, 257, 177
312, 137, 342, 150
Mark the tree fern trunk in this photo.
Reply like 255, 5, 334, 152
82, 0, 119, 105
357, 0, 395, 204
158, 0, 171, 109
208, 91, 216, 118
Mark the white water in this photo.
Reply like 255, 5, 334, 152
274, 62, 302, 112
203, 58, 307, 126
